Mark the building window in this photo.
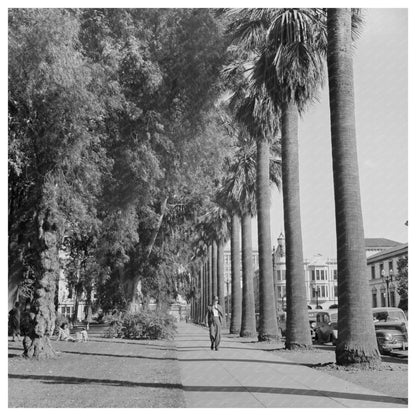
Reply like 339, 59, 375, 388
371, 266, 375, 280
379, 263, 384, 278
311, 270, 315, 281
390, 291, 395, 307
334, 285, 338, 297
372, 292, 377, 308
381, 291, 386, 307
388, 261, 393, 273
333, 270, 337, 280
277, 270, 281, 281
282, 270, 286, 281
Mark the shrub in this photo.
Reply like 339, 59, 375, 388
122, 310, 177, 340
103, 315, 124, 338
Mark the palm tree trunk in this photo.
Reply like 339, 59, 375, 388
204, 258, 208, 319
212, 240, 218, 299
327, 8, 380, 365
208, 245, 213, 305
217, 239, 225, 324
230, 214, 242, 334
281, 100, 311, 349
240, 213, 256, 337
23, 210, 58, 359
199, 265, 204, 323
256, 138, 278, 341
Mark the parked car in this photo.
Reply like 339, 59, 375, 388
372, 307, 408, 354
308, 310, 321, 341
277, 311, 286, 337
255, 311, 286, 338
315, 310, 338, 345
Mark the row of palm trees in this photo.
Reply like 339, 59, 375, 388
190, 9, 380, 366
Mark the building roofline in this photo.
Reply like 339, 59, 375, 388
364, 238, 403, 248
367, 243, 408, 263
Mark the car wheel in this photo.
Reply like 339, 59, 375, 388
377, 340, 388, 355
315, 329, 323, 344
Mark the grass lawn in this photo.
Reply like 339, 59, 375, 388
8, 337, 185, 408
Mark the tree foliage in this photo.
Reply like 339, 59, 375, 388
396, 256, 408, 311
9, 8, 232, 330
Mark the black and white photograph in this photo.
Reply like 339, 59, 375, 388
6, 1, 411, 409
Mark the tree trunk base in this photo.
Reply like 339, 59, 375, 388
230, 328, 240, 335
22, 335, 58, 359
240, 329, 256, 338
285, 342, 312, 350
336, 343, 381, 367
258, 333, 279, 342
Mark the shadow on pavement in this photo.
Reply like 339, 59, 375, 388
177, 357, 306, 366
8, 374, 407, 405
9, 373, 182, 389
8, 353, 21, 358
62, 350, 175, 360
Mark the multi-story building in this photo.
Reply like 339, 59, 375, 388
364, 238, 402, 258
238, 234, 404, 312
367, 242, 407, 308
272, 233, 338, 310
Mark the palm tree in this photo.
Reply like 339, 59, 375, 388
218, 134, 281, 338
208, 244, 213, 306
229, 213, 242, 334
259, 9, 327, 349
217, 137, 257, 337
212, 240, 218, 298
217, 238, 225, 316
199, 206, 230, 312
224, 65, 281, 341
327, 8, 380, 365
192, 222, 212, 323
227, 7, 326, 348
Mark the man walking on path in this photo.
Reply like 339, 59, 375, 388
206, 296, 223, 351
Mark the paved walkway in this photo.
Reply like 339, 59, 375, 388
175, 323, 407, 408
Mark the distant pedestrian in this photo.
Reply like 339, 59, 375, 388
80, 327, 88, 342
205, 296, 223, 351
8, 302, 21, 342
75, 327, 88, 342
56, 323, 75, 342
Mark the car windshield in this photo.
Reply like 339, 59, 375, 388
372, 310, 406, 322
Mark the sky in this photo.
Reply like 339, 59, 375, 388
246, 8, 409, 258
